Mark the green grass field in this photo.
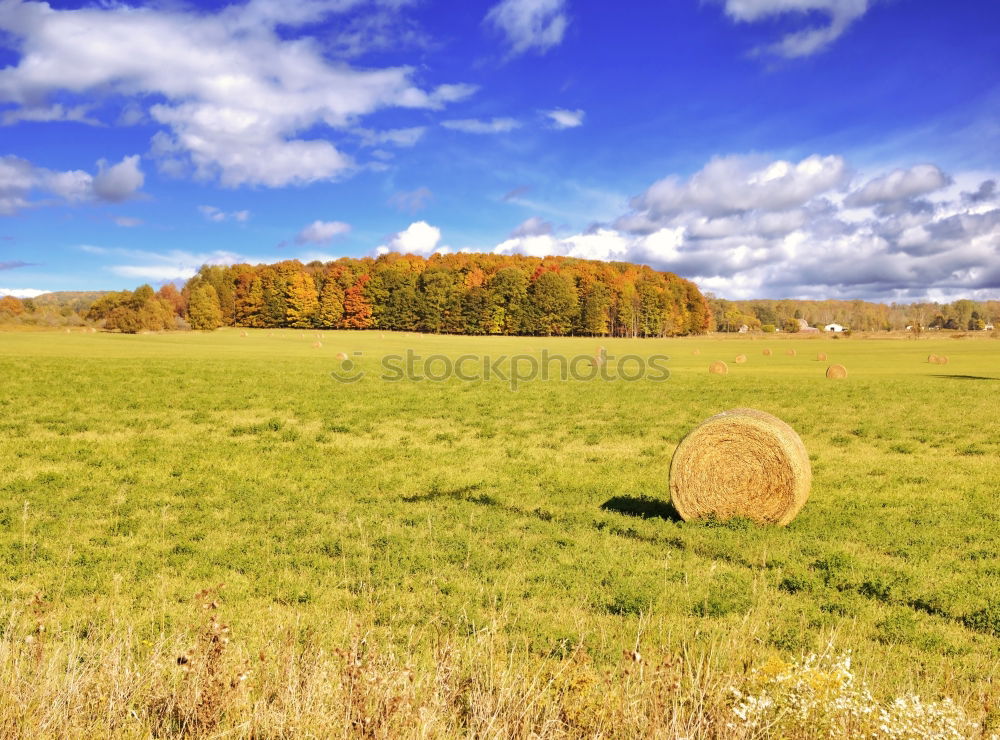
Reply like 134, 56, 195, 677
1, 329, 998, 736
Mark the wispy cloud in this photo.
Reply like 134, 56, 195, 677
485, 0, 569, 56
295, 220, 352, 245
389, 186, 433, 213
0, 260, 34, 270
442, 117, 521, 134
198, 205, 250, 223
717, 0, 872, 58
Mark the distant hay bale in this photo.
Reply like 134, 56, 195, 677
817, 352, 827, 361
240, 331, 248, 337
709, 361, 728, 375
927, 354, 939, 364
786, 348, 797, 357
762, 348, 772, 356
669, 408, 811, 526
336, 352, 348, 361
692, 349, 701, 356
312, 341, 323, 349
734, 354, 747, 364
937, 355, 949, 365
826, 364, 848, 379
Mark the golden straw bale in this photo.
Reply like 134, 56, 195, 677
826, 364, 848, 379
669, 408, 811, 526
734, 354, 747, 364
817, 352, 827, 361
762, 348, 772, 356
708, 361, 728, 375
786, 348, 797, 357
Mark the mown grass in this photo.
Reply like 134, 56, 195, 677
0, 329, 998, 736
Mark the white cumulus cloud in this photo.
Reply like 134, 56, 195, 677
0, 287, 48, 298
376, 221, 445, 256
845, 164, 951, 207
544, 108, 584, 129
0, 0, 474, 188
492, 153, 1000, 301
0, 154, 145, 215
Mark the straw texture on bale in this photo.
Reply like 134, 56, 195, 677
762, 348, 772, 356
669, 408, 811, 526
817, 352, 827, 361
709, 361, 728, 375
734, 354, 747, 364
786, 349, 797, 356
826, 364, 848, 379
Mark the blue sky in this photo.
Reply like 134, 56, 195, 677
1, 0, 998, 300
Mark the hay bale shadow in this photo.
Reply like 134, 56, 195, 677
601, 495, 682, 522
930, 374, 998, 381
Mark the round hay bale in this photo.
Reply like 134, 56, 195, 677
708, 361, 728, 375
692, 349, 701, 356
825, 364, 847, 379
336, 351, 348, 361
786, 348, 796, 356
938, 355, 949, 365
669, 408, 811, 526
762, 348, 772, 356
312, 341, 323, 349
734, 354, 747, 364
817, 352, 827, 361
927, 354, 939, 364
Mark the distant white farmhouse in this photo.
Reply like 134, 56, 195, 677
824, 323, 845, 332
737, 324, 750, 334
986, 323, 995, 331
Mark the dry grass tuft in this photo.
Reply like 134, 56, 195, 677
708, 361, 728, 375
734, 355, 747, 364
669, 408, 811, 526
826, 364, 848, 379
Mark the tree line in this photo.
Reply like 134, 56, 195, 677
708, 296, 999, 333
165, 253, 712, 336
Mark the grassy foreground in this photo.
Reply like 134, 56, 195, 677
1, 329, 998, 737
